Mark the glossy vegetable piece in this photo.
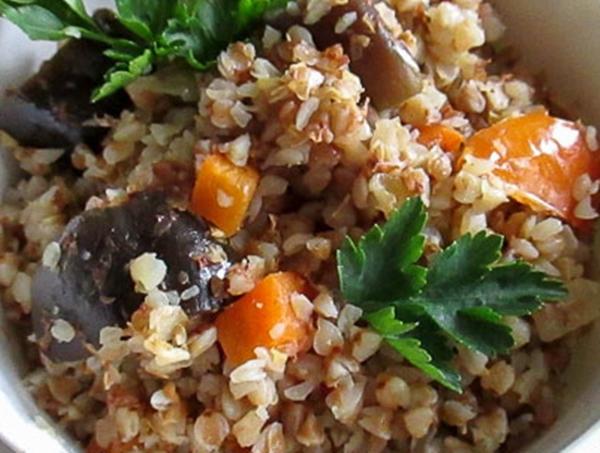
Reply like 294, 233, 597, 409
191, 154, 260, 236
310, 0, 423, 109
32, 192, 232, 362
417, 124, 464, 153
461, 111, 600, 224
216, 272, 312, 365
0, 37, 130, 149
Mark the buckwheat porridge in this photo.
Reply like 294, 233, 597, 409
0, 0, 599, 452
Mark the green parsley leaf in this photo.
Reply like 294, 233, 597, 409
0, 2, 68, 40
159, 0, 287, 71
337, 197, 427, 309
337, 197, 568, 392
390, 324, 462, 392
6, 0, 90, 25
235, 0, 289, 32
1, 0, 111, 42
364, 307, 416, 336
92, 48, 154, 102
61, 0, 96, 27
1, 0, 288, 100
407, 232, 566, 356
115, 0, 175, 42
159, 0, 235, 71
365, 307, 461, 392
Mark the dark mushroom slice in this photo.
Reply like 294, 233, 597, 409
0, 36, 130, 149
31, 192, 232, 362
309, 0, 423, 109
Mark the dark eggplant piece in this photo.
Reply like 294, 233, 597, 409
309, 0, 423, 109
32, 192, 232, 362
0, 38, 130, 149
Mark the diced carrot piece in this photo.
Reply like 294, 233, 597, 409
461, 111, 600, 226
417, 124, 464, 153
191, 154, 259, 236
216, 272, 312, 365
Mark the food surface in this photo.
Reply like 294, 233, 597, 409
0, 0, 599, 452
0, 38, 131, 149
32, 191, 232, 362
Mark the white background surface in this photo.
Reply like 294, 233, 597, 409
1, 1, 600, 452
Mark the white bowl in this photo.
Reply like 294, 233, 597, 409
1, 1, 600, 452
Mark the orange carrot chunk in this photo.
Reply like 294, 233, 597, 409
190, 154, 259, 236
461, 111, 600, 225
216, 272, 312, 365
417, 124, 464, 153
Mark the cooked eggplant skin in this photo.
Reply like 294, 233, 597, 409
309, 0, 423, 109
0, 39, 130, 149
32, 192, 232, 362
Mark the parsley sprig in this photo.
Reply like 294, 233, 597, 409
0, 0, 287, 101
337, 198, 567, 392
